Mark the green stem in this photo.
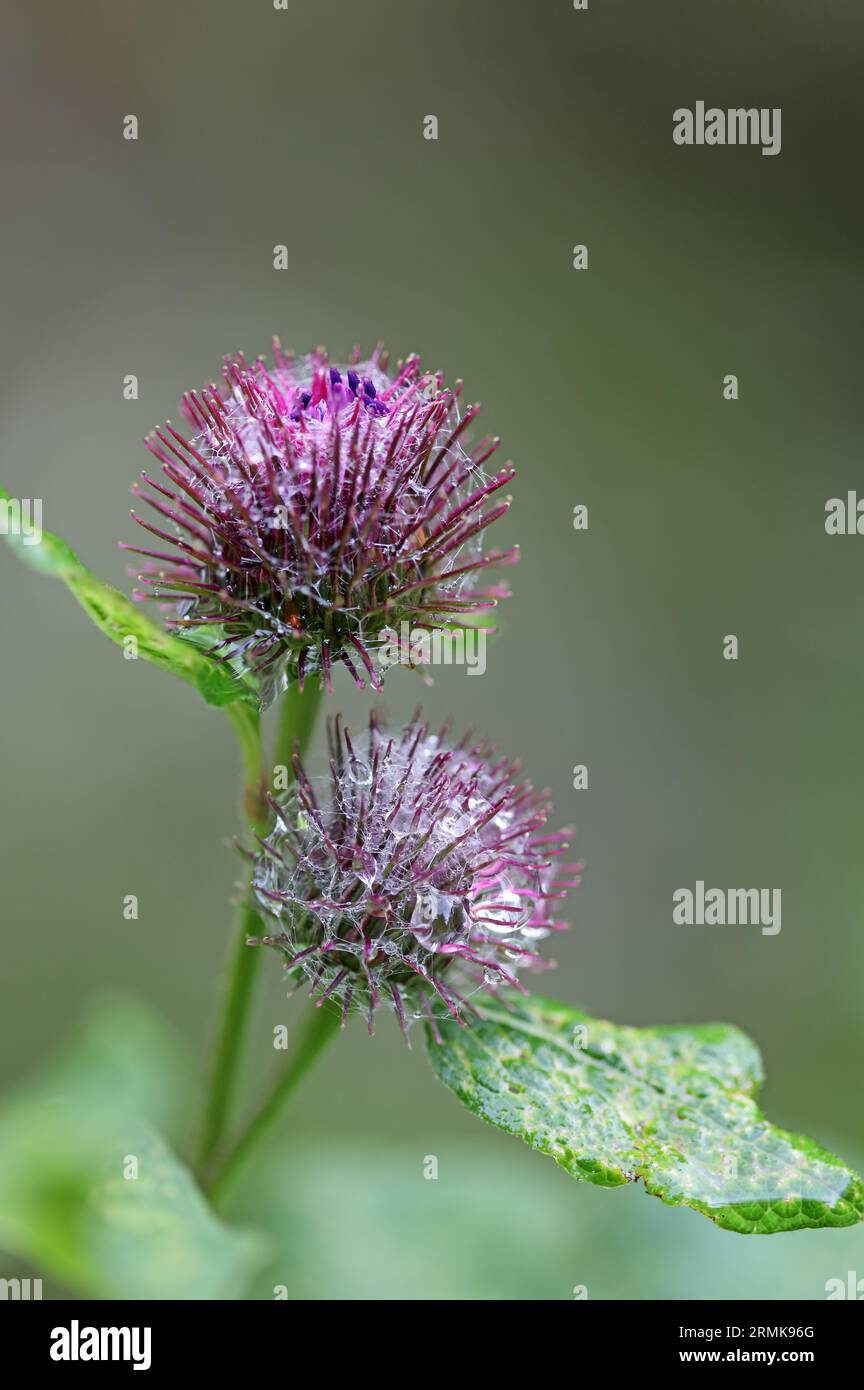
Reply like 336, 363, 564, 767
195, 682, 322, 1177
195, 891, 263, 1173
273, 679, 322, 777
206, 1001, 340, 1205
225, 702, 269, 835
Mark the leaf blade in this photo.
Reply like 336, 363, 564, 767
0, 485, 255, 708
0, 996, 264, 1297
427, 994, 864, 1234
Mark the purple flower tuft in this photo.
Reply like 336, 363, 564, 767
247, 711, 581, 1040
123, 342, 518, 706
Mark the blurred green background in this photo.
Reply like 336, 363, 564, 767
2, 0, 863, 1298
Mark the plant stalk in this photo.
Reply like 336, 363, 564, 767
273, 679, 322, 776
195, 682, 322, 1177
206, 1000, 340, 1204
225, 701, 270, 835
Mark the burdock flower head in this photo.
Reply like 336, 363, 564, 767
249, 712, 581, 1039
124, 342, 518, 706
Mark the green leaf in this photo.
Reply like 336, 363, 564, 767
0, 485, 255, 708
35, 992, 190, 1131
0, 995, 265, 1297
426, 994, 864, 1234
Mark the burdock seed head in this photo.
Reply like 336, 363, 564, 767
123, 342, 518, 707
248, 711, 581, 1040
